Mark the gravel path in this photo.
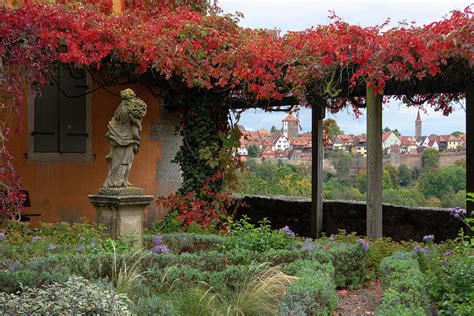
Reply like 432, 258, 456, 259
335, 282, 384, 316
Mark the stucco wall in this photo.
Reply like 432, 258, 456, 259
10, 83, 182, 226
234, 195, 464, 241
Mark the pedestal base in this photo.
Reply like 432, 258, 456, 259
89, 194, 153, 248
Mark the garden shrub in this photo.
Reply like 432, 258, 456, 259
376, 304, 426, 316
0, 276, 130, 314
145, 232, 224, 253
377, 251, 430, 313
327, 242, 367, 288
222, 216, 295, 253
283, 259, 335, 279
279, 260, 337, 315
260, 248, 333, 266
416, 233, 474, 315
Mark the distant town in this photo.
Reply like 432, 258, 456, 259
237, 111, 466, 162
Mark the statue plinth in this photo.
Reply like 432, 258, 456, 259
89, 192, 153, 248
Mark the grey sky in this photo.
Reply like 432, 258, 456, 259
220, 0, 470, 136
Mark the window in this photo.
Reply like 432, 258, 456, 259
33, 66, 88, 153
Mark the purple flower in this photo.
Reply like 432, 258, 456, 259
423, 235, 435, 242
48, 245, 58, 251
0, 232, 5, 241
328, 236, 335, 241
76, 245, 85, 253
151, 244, 170, 254
443, 250, 453, 257
280, 226, 295, 238
301, 238, 315, 252
153, 234, 163, 245
413, 245, 430, 255
32, 236, 41, 243
450, 207, 466, 218
357, 239, 369, 252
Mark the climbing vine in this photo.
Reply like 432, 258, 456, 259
156, 89, 243, 228
0, 1, 472, 221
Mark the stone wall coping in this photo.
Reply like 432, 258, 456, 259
232, 193, 453, 213
89, 194, 154, 206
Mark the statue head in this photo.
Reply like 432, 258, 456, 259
114, 88, 147, 122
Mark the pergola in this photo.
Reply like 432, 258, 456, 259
239, 70, 473, 239
1, 2, 472, 237
310, 77, 474, 239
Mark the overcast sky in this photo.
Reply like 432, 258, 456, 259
220, 0, 470, 136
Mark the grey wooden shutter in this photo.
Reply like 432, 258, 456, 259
58, 67, 87, 153
33, 80, 59, 152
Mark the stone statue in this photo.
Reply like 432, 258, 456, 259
100, 88, 147, 194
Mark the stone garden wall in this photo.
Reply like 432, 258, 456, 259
233, 194, 464, 241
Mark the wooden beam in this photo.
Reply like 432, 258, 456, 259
311, 104, 325, 238
366, 86, 383, 239
466, 83, 474, 212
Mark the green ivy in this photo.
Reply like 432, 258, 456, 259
173, 91, 229, 194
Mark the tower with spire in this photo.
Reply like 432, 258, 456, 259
415, 110, 422, 137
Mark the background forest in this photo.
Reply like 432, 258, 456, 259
235, 148, 466, 208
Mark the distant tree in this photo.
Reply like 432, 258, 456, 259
357, 171, 394, 194
398, 164, 413, 187
247, 144, 259, 158
451, 131, 464, 137
383, 127, 401, 136
421, 148, 440, 171
384, 164, 400, 189
412, 166, 421, 180
270, 125, 281, 133
323, 119, 342, 138
383, 188, 425, 207
392, 129, 401, 136
425, 196, 442, 208
454, 158, 466, 169
357, 173, 368, 194
332, 151, 353, 180
418, 165, 466, 198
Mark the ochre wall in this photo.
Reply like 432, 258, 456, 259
10, 84, 164, 226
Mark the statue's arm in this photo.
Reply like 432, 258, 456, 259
129, 114, 142, 130
129, 113, 142, 140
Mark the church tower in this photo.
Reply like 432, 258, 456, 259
282, 113, 299, 139
415, 110, 422, 137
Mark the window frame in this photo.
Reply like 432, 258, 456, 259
27, 71, 94, 163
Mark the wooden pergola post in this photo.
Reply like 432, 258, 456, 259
466, 83, 474, 212
366, 86, 383, 239
311, 104, 325, 238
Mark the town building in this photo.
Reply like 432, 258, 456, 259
382, 131, 401, 154
415, 110, 422, 137
282, 113, 299, 139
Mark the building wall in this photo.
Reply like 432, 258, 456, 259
9, 83, 182, 226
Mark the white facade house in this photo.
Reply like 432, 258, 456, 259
237, 147, 248, 156
382, 131, 401, 153
271, 134, 290, 151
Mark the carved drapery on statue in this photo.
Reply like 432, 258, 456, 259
100, 88, 147, 195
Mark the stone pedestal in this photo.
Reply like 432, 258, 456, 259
89, 194, 153, 248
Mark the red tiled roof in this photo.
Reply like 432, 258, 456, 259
282, 113, 298, 122
337, 134, 354, 142
382, 131, 394, 142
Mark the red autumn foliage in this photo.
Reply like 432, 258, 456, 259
156, 172, 232, 228
0, 1, 472, 220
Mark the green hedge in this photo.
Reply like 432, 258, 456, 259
377, 251, 430, 315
